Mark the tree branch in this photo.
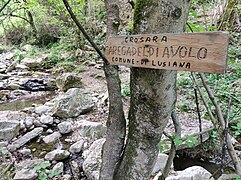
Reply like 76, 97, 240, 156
197, 73, 241, 175
62, 0, 108, 63
160, 110, 181, 180
0, 0, 12, 13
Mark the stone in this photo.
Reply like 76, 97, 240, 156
40, 114, 54, 125
15, 159, 44, 171
25, 117, 34, 129
0, 73, 10, 80
43, 132, 61, 144
56, 73, 83, 92
15, 64, 30, 71
0, 62, 7, 73
45, 149, 70, 161
152, 153, 173, 175
21, 57, 45, 69
63, 174, 72, 180
83, 138, 105, 180
6, 83, 21, 90
35, 105, 52, 115
52, 162, 64, 173
0, 120, 20, 141
166, 166, 214, 180
0, 111, 27, 141
52, 88, 94, 118
69, 140, 84, 154
19, 148, 32, 157
8, 127, 43, 152
58, 121, 73, 134
13, 169, 38, 180
75, 120, 106, 139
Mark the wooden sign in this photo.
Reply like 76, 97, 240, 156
105, 32, 228, 73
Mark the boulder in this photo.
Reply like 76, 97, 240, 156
56, 73, 83, 92
75, 120, 106, 139
58, 121, 73, 134
52, 88, 94, 118
83, 138, 105, 180
166, 166, 214, 180
8, 127, 43, 152
13, 169, 37, 180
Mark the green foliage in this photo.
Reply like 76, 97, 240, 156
0, 147, 10, 156
33, 162, 62, 180
184, 135, 198, 147
159, 134, 198, 153
232, 120, 241, 137
121, 84, 131, 97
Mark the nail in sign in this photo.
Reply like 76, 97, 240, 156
105, 32, 228, 73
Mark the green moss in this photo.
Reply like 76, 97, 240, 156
133, 0, 158, 33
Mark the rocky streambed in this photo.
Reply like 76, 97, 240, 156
0, 48, 237, 180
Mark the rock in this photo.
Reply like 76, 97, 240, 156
40, 114, 54, 125
0, 141, 8, 147
15, 64, 30, 71
52, 162, 64, 173
25, 117, 34, 129
218, 174, 240, 180
53, 88, 94, 118
0, 62, 7, 73
163, 119, 214, 152
0, 120, 20, 141
19, 148, 32, 157
152, 153, 172, 175
35, 105, 52, 115
45, 149, 70, 161
166, 166, 214, 180
6, 83, 21, 90
8, 127, 43, 152
63, 174, 72, 180
22, 44, 32, 52
83, 138, 105, 180
20, 78, 46, 91
58, 121, 73, 134
43, 132, 61, 144
13, 169, 38, 180
69, 140, 84, 154
21, 57, 45, 69
56, 73, 83, 92
0, 73, 10, 80
75, 120, 106, 139
15, 159, 44, 171
0, 111, 26, 141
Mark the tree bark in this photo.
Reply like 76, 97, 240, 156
114, 1, 190, 179
100, 0, 126, 179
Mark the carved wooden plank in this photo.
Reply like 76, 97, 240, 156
105, 32, 228, 73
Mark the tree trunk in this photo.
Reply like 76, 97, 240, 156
218, 0, 239, 31
100, 0, 126, 179
114, 1, 191, 179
